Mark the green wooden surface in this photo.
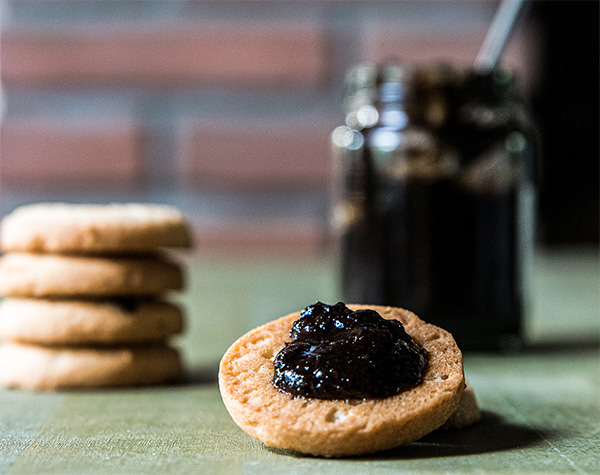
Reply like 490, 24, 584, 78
1, 248, 599, 474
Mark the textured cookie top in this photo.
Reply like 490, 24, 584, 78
0, 342, 183, 390
219, 304, 465, 457
0, 253, 184, 298
0, 298, 184, 345
0, 203, 192, 254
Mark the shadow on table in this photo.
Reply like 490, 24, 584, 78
183, 363, 220, 385
268, 411, 549, 460
371, 410, 548, 460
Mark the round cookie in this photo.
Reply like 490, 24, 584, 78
440, 383, 481, 430
0, 342, 183, 390
0, 203, 191, 254
0, 298, 184, 345
0, 253, 183, 298
219, 304, 465, 457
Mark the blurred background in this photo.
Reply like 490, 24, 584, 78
1, 0, 596, 253
0, 0, 597, 356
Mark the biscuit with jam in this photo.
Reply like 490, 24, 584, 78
0, 203, 191, 254
0, 342, 183, 390
0, 253, 183, 298
0, 298, 184, 346
219, 304, 465, 457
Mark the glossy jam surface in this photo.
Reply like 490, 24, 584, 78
272, 302, 428, 400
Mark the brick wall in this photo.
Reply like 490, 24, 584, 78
0, 0, 539, 254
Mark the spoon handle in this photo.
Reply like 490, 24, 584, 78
475, 0, 525, 73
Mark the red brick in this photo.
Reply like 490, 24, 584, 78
190, 217, 329, 256
1, 24, 330, 88
178, 120, 336, 190
0, 120, 144, 189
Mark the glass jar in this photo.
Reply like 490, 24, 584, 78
331, 63, 537, 351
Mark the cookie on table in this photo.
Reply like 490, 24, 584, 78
0, 342, 183, 390
0, 298, 184, 346
0, 253, 184, 298
0, 202, 191, 254
439, 383, 481, 430
219, 304, 465, 457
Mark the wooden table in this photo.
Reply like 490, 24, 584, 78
2, 248, 598, 474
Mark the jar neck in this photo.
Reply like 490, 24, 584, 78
374, 81, 409, 129
345, 63, 521, 132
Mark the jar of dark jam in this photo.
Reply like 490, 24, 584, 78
331, 63, 537, 351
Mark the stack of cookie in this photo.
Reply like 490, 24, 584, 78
0, 203, 192, 390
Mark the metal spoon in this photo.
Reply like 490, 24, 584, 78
475, 0, 527, 73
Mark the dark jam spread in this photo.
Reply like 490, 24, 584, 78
272, 302, 428, 400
